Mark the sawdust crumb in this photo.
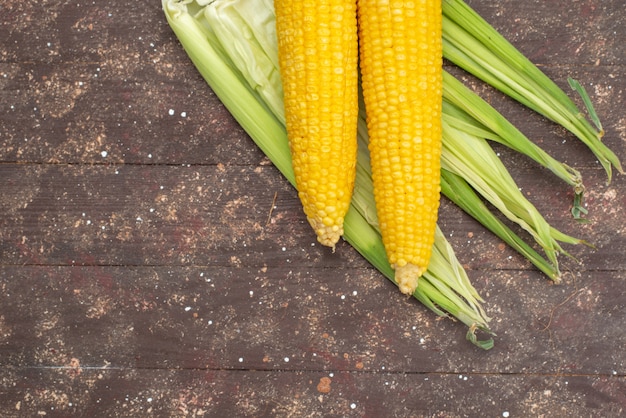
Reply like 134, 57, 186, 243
316, 377, 332, 394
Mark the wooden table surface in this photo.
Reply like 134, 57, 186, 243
1, 0, 625, 416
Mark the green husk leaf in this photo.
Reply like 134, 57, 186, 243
443, 71, 584, 197
440, 170, 560, 281
568, 77, 603, 134
442, 0, 623, 182
441, 119, 584, 275
162, 0, 294, 185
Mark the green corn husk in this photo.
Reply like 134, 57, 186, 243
442, 0, 623, 182
440, 169, 560, 281
202, 0, 285, 125
442, 72, 588, 221
441, 118, 585, 277
442, 71, 585, 199
163, 0, 494, 347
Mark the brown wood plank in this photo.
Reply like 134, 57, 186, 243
0, 60, 265, 165
1, 63, 622, 167
1, 368, 624, 417
1, 1, 624, 166
0, 163, 375, 269
1, 266, 624, 376
0, 163, 623, 272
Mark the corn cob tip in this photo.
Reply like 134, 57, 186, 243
308, 217, 343, 250
395, 263, 425, 295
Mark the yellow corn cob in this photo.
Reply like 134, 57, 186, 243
274, 0, 359, 249
357, 0, 443, 294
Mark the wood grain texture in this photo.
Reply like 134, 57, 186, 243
1, 0, 625, 416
